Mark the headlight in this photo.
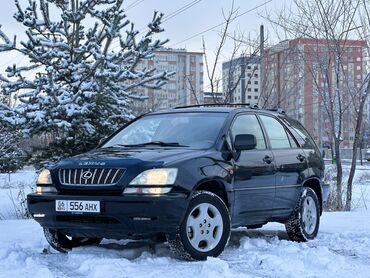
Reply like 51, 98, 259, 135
37, 169, 52, 185
124, 168, 177, 195
129, 168, 178, 185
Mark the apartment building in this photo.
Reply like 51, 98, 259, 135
133, 48, 203, 113
222, 55, 261, 104
261, 38, 368, 148
203, 92, 223, 104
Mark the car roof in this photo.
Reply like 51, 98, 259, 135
147, 104, 286, 116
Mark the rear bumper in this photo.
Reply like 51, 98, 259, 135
322, 183, 330, 208
27, 193, 189, 239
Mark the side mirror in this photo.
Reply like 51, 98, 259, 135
234, 134, 257, 151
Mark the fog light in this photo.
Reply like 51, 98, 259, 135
33, 214, 45, 218
123, 187, 172, 195
36, 186, 57, 194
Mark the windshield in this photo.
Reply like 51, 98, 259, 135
102, 112, 227, 149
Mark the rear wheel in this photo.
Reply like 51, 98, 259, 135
285, 188, 320, 242
44, 228, 102, 253
168, 191, 230, 260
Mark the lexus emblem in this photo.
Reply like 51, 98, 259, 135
81, 170, 93, 180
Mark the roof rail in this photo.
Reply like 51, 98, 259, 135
265, 108, 286, 115
173, 103, 260, 109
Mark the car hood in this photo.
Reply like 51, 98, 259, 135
57, 147, 203, 169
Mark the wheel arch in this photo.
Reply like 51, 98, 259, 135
302, 177, 323, 214
193, 178, 230, 210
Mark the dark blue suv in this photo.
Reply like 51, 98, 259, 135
27, 105, 329, 260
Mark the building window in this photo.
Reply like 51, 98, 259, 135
254, 81, 258, 85
248, 95, 251, 99
254, 88, 258, 92
254, 74, 258, 77
248, 88, 251, 92
248, 81, 251, 84
254, 96, 258, 99
247, 66, 251, 69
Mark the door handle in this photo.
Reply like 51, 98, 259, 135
263, 155, 273, 164
297, 154, 306, 162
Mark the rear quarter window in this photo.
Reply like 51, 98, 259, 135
279, 116, 317, 149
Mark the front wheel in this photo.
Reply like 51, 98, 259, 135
44, 228, 102, 253
285, 188, 320, 242
168, 191, 231, 260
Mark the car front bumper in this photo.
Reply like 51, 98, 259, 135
27, 192, 189, 239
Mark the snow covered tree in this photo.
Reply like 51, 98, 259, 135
0, 94, 25, 172
0, 123, 25, 173
0, 0, 173, 166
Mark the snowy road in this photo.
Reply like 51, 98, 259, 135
1, 211, 370, 278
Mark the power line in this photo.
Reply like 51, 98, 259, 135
138, 0, 204, 35
162, 0, 203, 24
125, 0, 146, 11
169, 0, 273, 48
112, 0, 204, 50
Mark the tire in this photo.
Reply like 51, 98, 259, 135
44, 228, 102, 253
168, 191, 231, 260
285, 188, 320, 242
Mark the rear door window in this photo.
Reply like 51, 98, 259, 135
259, 115, 291, 149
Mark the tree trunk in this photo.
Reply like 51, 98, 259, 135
346, 144, 357, 211
346, 81, 370, 211
334, 137, 343, 210
346, 115, 363, 211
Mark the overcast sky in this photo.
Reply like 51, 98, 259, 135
0, 0, 289, 83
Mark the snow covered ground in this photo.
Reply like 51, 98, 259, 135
1, 212, 370, 278
1, 166, 370, 277
0, 169, 36, 219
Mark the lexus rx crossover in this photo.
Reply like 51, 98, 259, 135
28, 105, 329, 260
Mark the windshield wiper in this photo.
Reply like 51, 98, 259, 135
112, 141, 188, 148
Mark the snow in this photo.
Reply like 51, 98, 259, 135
0, 170, 35, 219
1, 165, 370, 277
0, 212, 370, 278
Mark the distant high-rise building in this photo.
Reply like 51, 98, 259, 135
222, 55, 261, 104
134, 48, 203, 112
203, 92, 224, 104
261, 38, 368, 148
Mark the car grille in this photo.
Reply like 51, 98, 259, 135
59, 168, 125, 186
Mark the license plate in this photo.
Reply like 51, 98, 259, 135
56, 200, 100, 213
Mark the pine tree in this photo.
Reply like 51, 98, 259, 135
0, 123, 25, 173
0, 0, 173, 166
0, 94, 25, 173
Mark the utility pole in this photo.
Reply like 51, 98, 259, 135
260, 25, 264, 105
241, 63, 246, 103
